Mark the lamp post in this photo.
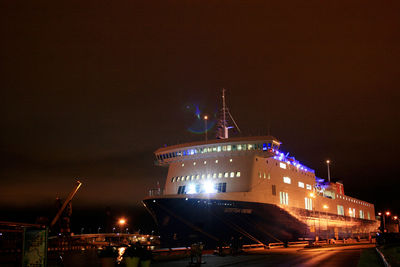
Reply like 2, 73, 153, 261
378, 212, 390, 232
326, 160, 331, 182
204, 115, 208, 142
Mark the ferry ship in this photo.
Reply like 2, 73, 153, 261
143, 90, 378, 248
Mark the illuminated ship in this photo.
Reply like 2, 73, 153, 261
143, 90, 378, 248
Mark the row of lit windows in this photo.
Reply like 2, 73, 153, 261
171, 171, 241, 182
257, 173, 313, 190
157, 142, 278, 161
282, 176, 313, 190
337, 205, 371, 219
177, 182, 227, 194
336, 195, 372, 207
181, 158, 233, 167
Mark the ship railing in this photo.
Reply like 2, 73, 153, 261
148, 188, 162, 197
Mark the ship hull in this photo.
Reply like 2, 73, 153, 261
144, 197, 309, 248
143, 197, 377, 248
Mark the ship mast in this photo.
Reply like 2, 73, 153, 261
217, 88, 240, 139
222, 88, 228, 138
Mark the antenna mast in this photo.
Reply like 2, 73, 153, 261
216, 88, 240, 139
222, 88, 228, 138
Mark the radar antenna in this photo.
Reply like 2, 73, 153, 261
216, 88, 241, 139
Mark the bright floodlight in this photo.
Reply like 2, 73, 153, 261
204, 115, 208, 120
187, 183, 197, 194
326, 160, 330, 164
386, 211, 391, 216
323, 205, 328, 209
119, 218, 126, 225
203, 181, 215, 193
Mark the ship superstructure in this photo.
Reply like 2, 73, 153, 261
143, 92, 378, 247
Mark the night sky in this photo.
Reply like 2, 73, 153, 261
1, 1, 399, 225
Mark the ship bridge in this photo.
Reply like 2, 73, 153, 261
154, 135, 281, 166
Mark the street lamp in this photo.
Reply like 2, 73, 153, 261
204, 115, 208, 142
118, 218, 126, 233
326, 160, 331, 182
379, 211, 390, 232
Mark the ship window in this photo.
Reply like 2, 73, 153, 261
216, 183, 227, 193
337, 205, 344, 216
349, 208, 355, 217
280, 163, 287, 169
242, 144, 247, 150
306, 184, 312, 190
272, 185, 276, 196
283, 177, 291, 184
262, 143, 267, 151
222, 146, 226, 151
232, 145, 237, 151
279, 192, 289, 205
298, 182, 304, 188
201, 174, 206, 179
171, 177, 175, 183
208, 147, 212, 152
237, 144, 242, 151
367, 212, 370, 220
176, 177, 180, 182
217, 146, 221, 152
218, 173, 223, 178
248, 144, 253, 150
207, 174, 211, 179
359, 210, 365, 219
227, 145, 232, 151
212, 147, 217, 152
236, 171, 241, 177
263, 172, 266, 179
177, 185, 186, 194
186, 176, 190, 181
191, 175, 195, 180
258, 172, 261, 178
224, 172, 229, 178
213, 173, 217, 179
230, 172, 235, 178
305, 198, 313, 211
215, 160, 218, 163
196, 174, 200, 180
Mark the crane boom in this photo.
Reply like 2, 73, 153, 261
50, 180, 82, 228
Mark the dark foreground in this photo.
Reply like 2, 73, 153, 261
152, 244, 382, 267
0, 243, 384, 267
